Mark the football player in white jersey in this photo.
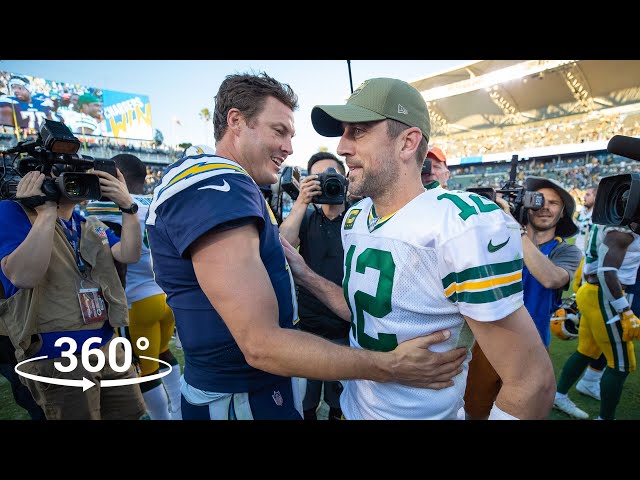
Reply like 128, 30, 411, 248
574, 185, 597, 255
554, 223, 640, 420
282, 77, 555, 419
86, 154, 182, 420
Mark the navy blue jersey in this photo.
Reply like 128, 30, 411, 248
146, 154, 299, 393
0, 93, 54, 130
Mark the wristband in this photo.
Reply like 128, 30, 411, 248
488, 403, 519, 420
610, 296, 630, 313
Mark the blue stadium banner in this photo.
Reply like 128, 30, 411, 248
0, 70, 153, 141
102, 90, 153, 141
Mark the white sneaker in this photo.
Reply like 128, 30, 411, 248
576, 379, 601, 401
553, 396, 589, 419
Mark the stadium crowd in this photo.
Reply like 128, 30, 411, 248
434, 109, 640, 160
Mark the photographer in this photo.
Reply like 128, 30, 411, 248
420, 145, 450, 188
464, 176, 581, 419
0, 164, 146, 419
279, 151, 349, 421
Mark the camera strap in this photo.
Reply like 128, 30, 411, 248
18, 196, 47, 209
58, 216, 86, 274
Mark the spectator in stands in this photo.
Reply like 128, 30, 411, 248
464, 176, 581, 419
420, 146, 450, 188
279, 151, 349, 421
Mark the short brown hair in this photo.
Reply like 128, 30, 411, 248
213, 72, 299, 142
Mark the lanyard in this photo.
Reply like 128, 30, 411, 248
58, 216, 86, 273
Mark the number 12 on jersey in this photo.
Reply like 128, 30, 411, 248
343, 245, 398, 352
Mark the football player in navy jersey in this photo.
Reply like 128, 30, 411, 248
0, 75, 54, 131
145, 72, 467, 420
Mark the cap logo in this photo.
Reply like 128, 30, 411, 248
349, 80, 370, 99
398, 104, 408, 115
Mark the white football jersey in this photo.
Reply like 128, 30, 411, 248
86, 194, 164, 304
340, 186, 524, 420
583, 224, 640, 286
574, 206, 593, 255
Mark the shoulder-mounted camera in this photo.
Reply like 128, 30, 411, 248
592, 136, 640, 233
466, 154, 544, 225
0, 119, 116, 206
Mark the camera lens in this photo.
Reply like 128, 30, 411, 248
64, 177, 88, 197
612, 183, 629, 222
325, 179, 342, 197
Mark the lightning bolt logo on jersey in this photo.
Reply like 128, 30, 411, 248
340, 186, 524, 420
145, 152, 299, 392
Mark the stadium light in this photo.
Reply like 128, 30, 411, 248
420, 60, 578, 101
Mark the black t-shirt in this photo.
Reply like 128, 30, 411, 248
297, 206, 350, 340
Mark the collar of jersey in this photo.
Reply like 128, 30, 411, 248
367, 204, 398, 233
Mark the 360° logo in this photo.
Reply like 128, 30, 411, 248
14, 336, 172, 391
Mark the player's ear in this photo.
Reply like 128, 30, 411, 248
227, 108, 243, 132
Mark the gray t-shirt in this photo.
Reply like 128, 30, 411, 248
548, 240, 582, 291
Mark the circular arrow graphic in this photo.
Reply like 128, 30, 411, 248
15, 356, 96, 391
15, 355, 172, 391
100, 356, 171, 388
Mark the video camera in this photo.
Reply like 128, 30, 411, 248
467, 154, 544, 225
0, 119, 115, 206
279, 165, 301, 201
592, 135, 640, 233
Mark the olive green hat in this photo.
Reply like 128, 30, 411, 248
312, 77, 431, 142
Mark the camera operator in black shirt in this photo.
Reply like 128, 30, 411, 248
279, 152, 349, 420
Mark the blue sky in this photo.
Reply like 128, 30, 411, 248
0, 60, 469, 168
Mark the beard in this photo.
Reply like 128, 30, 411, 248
348, 155, 396, 200
529, 210, 562, 232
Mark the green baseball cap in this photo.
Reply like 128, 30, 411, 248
78, 93, 100, 106
311, 77, 431, 142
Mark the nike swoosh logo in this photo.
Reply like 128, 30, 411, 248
488, 237, 510, 253
198, 180, 230, 192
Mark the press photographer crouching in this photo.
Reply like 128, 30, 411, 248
279, 152, 349, 420
0, 120, 145, 419
464, 176, 582, 419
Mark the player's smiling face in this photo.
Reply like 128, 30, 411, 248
242, 96, 295, 186
12, 84, 30, 102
